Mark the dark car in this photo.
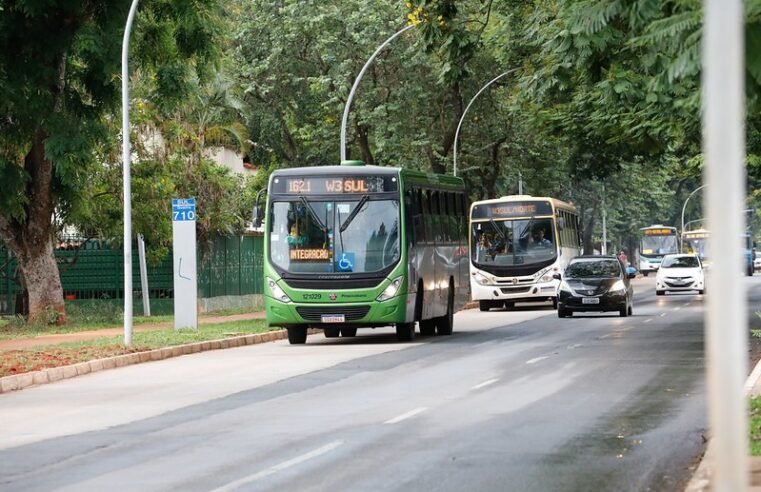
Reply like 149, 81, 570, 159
554, 255, 635, 318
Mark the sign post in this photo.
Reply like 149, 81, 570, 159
172, 198, 198, 330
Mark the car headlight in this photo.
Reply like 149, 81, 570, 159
610, 280, 626, 292
473, 272, 491, 285
267, 277, 292, 303
377, 276, 403, 301
559, 281, 572, 293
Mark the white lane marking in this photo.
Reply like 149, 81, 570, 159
673, 307, 682, 311
472, 378, 499, 390
211, 440, 344, 492
644, 319, 653, 324
598, 333, 613, 339
659, 313, 667, 317
385, 407, 428, 424
526, 356, 550, 365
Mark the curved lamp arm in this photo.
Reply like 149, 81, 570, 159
681, 184, 707, 249
340, 24, 414, 162
453, 68, 518, 177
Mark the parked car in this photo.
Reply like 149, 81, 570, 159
554, 255, 635, 318
754, 251, 761, 272
655, 253, 705, 295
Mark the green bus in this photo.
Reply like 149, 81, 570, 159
255, 162, 470, 344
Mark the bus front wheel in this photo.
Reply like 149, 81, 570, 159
396, 322, 416, 342
436, 286, 454, 336
287, 325, 308, 344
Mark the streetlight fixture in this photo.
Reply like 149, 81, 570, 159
453, 68, 517, 177
340, 24, 414, 163
122, 0, 140, 346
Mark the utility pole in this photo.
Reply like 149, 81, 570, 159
518, 171, 523, 194
601, 184, 607, 255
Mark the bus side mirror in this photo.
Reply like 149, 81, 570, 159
252, 205, 263, 228
552, 273, 561, 280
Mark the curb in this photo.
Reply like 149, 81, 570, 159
0, 328, 319, 395
684, 358, 761, 491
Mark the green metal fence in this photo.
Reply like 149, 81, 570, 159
0, 234, 263, 316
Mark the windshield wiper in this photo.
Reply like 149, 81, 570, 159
339, 195, 369, 233
299, 196, 327, 232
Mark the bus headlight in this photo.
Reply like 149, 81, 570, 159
377, 276, 403, 301
267, 277, 292, 303
473, 272, 491, 285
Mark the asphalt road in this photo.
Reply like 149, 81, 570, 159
2, 276, 761, 492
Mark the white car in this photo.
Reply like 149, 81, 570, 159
754, 251, 761, 271
656, 254, 705, 295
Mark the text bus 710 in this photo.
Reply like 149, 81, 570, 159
469, 196, 581, 311
257, 162, 470, 344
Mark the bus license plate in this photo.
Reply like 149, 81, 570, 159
321, 314, 345, 323
582, 297, 599, 305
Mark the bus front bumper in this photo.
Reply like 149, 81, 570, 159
470, 279, 559, 303
265, 293, 414, 327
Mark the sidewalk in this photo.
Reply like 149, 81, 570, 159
0, 311, 267, 351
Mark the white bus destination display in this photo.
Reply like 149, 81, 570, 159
272, 176, 397, 194
471, 201, 553, 219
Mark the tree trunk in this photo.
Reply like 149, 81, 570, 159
582, 200, 599, 255
0, 131, 66, 324
355, 121, 374, 165
17, 242, 65, 324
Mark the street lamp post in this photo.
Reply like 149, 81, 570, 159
680, 184, 707, 250
122, 0, 140, 346
703, 0, 747, 489
340, 24, 413, 163
453, 69, 517, 177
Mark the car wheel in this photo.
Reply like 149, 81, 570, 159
552, 298, 558, 310
287, 326, 308, 344
324, 327, 340, 338
656, 290, 664, 296
503, 301, 515, 311
628, 304, 633, 316
479, 300, 491, 312
643, 272, 649, 277
558, 308, 571, 318
395, 322, 416, 342
619, 302, 628, 317
698, 289, 705, 295
340, 327, 357, 337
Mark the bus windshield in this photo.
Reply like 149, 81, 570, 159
471, 218, 556, 267
269, 198, 400, 274
640, 235, 678, 256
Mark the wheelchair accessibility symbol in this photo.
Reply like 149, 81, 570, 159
336, 252, 355, 272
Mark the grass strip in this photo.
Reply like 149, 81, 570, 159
0, 319, 271, 378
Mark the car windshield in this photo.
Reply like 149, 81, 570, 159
269, 198, 400, 274
565, 259, 621, 279
471, 218, 556, 267
661, 256, 700, 268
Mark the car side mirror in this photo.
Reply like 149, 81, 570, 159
628, 272, 636, 279
552, 273, 561, 280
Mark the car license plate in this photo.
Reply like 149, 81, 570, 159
321, 314, 345, 323
582, 297, 599, 305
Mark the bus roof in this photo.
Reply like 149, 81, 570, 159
270, 165, 464, 188
469, 195, 577, 212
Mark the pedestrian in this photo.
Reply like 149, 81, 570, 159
618, 249, 628, 266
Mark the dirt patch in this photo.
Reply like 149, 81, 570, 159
0, 345, 149, 377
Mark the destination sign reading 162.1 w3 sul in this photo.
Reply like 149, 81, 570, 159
172, 198, 196, 221
273, 176, 396, 194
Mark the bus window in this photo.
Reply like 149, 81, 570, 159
405, 188, 416, 246
415, 188, 426, 244
423, 190, 433, 244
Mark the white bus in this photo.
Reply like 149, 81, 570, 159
469, 196, 582, 311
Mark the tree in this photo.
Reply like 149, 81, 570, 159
0, 0, 222, 323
